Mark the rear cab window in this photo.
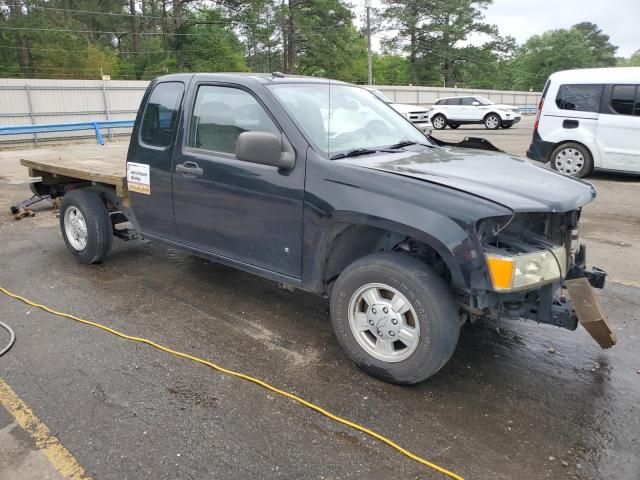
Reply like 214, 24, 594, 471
555, 84, 603, 112
140, 82, 185, 148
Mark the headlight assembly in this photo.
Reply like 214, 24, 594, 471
485, 246, 567, 292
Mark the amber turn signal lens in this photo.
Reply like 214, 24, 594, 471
485, 255, 514, 291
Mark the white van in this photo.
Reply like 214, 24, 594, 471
527, 67, 640, 177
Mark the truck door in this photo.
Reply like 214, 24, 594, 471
171, 83, 305, 278
128, 81, 185, 242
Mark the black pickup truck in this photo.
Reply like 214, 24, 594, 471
25, 73, 613, 384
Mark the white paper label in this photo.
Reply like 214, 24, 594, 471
127, 162, 150, 195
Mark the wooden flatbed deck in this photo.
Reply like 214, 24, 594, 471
19, 143, 128, 196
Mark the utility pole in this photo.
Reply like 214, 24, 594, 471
365, 0, 372, 85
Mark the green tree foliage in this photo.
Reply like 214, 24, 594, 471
572, 21, 618, 67
0, 0, 628, 91
619, 49, 640, 67
511, 29, 598, 91
379, 0, 507, 86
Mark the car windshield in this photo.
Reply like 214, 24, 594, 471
368, 89, 393, 104
268, 83, 429, 158
475, 96, 494, 105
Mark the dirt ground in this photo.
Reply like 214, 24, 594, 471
0, 125, 639, 480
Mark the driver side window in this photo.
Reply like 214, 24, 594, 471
189, 85, 279, 155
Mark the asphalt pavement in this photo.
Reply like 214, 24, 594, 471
1, 123, 639, 479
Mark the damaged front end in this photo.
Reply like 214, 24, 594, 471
467, 210, 616, 348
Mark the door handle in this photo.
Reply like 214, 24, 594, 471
176, 161, 203, 177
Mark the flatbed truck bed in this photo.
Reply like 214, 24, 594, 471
19, 143, 128, 198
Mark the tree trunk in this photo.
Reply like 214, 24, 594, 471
162, 0, 169, 62
129, 0, 139, 52
8, 0, 34, 78
281, 0, 287, 72
129, 0, 141, 78
173, 0, 184, 71
286, 0, 295, 74
409, 3, 418, 85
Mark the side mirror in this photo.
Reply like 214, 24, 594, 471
235, 131, 295, 169
472, 101, 480, 106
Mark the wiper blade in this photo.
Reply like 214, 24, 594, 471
387, 139, 433, 149
330, 148, 377, 160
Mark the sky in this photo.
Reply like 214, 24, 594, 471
355, 0, 639, 58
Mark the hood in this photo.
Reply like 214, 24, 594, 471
391, 103, 428, 114
343, 147, 596, 213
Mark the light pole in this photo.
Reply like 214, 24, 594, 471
365, 0, 372, 85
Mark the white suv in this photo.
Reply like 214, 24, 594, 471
366, 88, 431, 132
429, 96, 521, 130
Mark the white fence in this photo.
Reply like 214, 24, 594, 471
376, 85, 541, 112
0, 78, 541, 145
0, 79, 147, 144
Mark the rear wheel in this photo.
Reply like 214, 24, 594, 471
431, 114, 447, 130
59, 189, 112, 264
550, 142, 593, 177
330, 253, 460, 384
484, 113, 501, 130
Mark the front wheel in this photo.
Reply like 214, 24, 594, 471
59, 189, 113, 264
431, 114, 447, 130
484, 114, 501, 130
330, 253, 460, 384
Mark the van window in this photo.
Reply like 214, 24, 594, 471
610, 85, 639, 116
445, 98, 461, 106
555, 84, 603, 112
140, 82, 184, 148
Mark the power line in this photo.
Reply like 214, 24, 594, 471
6, 5, 360, 32
1, 24, 372, 38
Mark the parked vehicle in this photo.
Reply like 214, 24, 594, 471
365, 87, 431, 132
23, 73, 612, 385
527, 67, 640, 177
429, 96, 522, 130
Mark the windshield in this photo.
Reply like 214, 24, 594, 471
475, 96, 494, 105
268, 83, 428, 158
368, 88, 393, 104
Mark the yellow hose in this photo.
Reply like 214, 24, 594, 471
0, 285, 464, 480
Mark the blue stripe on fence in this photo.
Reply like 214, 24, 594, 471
0, 120, 135, 145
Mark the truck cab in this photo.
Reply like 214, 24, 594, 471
30, 73, 614, 385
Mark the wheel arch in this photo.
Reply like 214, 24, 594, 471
309, 215, 466, 295
483, 111, 502, 121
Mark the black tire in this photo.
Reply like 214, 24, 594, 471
330, 252, 460, 385
448, 124, 460, 129
431, 114, 447, 130
59, 189, 112, 264
484, 113, 501, 130
549, 142, 593, 178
